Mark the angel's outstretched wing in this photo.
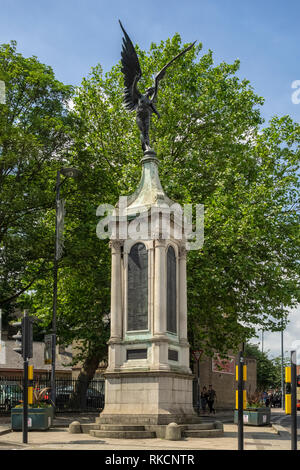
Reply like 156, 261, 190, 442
152, 41, 196, 102
119, 20, 142, 111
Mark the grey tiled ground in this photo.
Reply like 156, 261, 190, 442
0, 423, 293, 450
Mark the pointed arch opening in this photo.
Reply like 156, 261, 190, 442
127, 242, 148, 331
167, 245, 177, 334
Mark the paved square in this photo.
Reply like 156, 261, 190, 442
0, 424, 292, 450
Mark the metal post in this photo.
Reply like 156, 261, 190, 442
238, 350, 244, 451
22, 311, 28, 444
50, 167, 81, 414
197, 359, 200, 416
281, 328, 285, 410
51, 170, 60, 413
23, 357, 28, 443
291, 350, 297, 451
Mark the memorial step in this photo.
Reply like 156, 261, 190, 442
183, 428, 224, 438
99, 425, 146, 431
81, 423, 101, 434
183, 422, 215, 430
89, 429, 156, 439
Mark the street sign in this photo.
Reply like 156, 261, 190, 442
192, 350, 203, 361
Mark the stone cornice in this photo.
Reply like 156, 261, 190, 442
103, 370, 194, 380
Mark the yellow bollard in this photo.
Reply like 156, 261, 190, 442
236, 389, 247, 409
285, 366, 291, 384
243, 365, 247, 381
285, 394, 291, 414
28, 365, 34, 405
285, 366, 291, 414
28, 387, 33, 405
235, 364, 247, 409
28, 365, 33, 380
243, 390, 247, 410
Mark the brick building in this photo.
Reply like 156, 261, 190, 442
192, 351, 257, 410
0, 332, 72, 379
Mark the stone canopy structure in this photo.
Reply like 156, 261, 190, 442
99, 149, 199, 425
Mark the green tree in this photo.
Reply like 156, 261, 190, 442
244, 343, 277, 391
271, 355, 291, 390
0, 41, 74, 326
18, 34, 300, 390
70, 34, 299, 356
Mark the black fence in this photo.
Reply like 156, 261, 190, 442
0, 376, 105, 414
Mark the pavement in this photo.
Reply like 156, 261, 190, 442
0, 409, 298, 451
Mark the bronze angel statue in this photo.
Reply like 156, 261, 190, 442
119, 20, 196, 152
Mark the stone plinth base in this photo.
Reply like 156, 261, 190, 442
99, 371, 199, 425
98, 413, 202, 426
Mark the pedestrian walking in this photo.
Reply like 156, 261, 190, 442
207, 384, 216, 414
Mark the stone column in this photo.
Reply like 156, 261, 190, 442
109, 240, 122, 341
178, 244, 190, 372
148, 241, 155, 334
153, 239, 166, 336
151, 238, 169, 370
179, 245, 188, 342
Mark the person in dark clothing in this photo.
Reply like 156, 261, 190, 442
201, 386, 208, 413
207, 385, 216, 414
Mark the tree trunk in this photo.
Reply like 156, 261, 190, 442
71, 353, 103, 409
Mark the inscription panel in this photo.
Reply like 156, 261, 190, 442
167, 246, 177, 333
168, 349, 179, 361
127, 349, 148, 360
127, 243, 148, 331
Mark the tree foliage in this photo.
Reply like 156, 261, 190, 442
2, 35, 299, 379
0, 41, 73, 324
68, 34, 299, 357
245, 343, 290, 391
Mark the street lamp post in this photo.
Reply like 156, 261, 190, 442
291, 350, 297, 451
51, 167, 81, 412
237, 342, 245, 451
281, 327, 285, 410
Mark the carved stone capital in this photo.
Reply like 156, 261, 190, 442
178, 245, 187, 259
155, 238, 166, 248
109, 240, 122, 253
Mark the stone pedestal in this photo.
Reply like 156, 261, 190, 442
101, 371, 197, 425
99, 149, 198, 426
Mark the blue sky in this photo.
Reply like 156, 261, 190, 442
1, 0, 300, 124
1, 0, 299, 357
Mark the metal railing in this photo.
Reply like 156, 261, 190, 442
0, 376, 105, 414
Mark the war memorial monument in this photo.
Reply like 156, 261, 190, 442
70, 22, 223, 439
